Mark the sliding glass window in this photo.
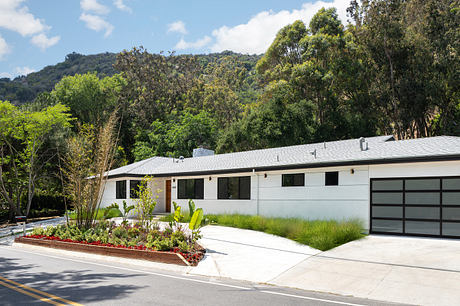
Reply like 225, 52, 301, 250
218, 177, 250, 200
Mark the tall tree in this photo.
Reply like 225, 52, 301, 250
134, 111, 218, 160
0, 101, 72, 219
114, 47, 200, 129
347, 0, 459, 138
253, 8, 375, 143
51, 72, 124, 126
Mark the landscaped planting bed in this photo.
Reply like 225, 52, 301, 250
17, 222, 205, 266
189, 214, 364, 251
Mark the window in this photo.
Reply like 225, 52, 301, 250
177, 179, 204, 199
325, 171, 339, 186
116, 180, 126, 199
130, 180, 141, 199
218, 176, 250, 199
282, 173, 305, 187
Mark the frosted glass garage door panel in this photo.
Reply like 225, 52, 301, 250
405, 221, 440, 235
442, 178, 460, 190
405, 207, 440, 219
372, 192, 403, 204
443, 223, 460, 237
443, 193, 460, 205
372, 180, 403, 191
442, 208, 460, 221
372, 206, 403, 218
406, 192, 440, 205
405, 179, 440, 190
372, 220, 403, 233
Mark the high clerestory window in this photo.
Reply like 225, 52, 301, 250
282, 173, 305, 187
325, 171, 339, 186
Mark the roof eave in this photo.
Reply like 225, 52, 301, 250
106, 154, 460, 179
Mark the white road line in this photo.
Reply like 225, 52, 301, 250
260, 290, 367, 306
2, 246, 368, 305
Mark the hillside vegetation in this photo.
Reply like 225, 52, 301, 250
0, 51, 260, 105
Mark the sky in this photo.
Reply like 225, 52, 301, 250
0, 0, 351, 79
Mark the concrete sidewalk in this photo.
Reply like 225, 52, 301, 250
0, 217, 66, 245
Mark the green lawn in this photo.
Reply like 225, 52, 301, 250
160, 213, 365, 251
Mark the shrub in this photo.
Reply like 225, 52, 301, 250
153, 238, 173, 251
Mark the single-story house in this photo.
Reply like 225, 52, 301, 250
101, 135, 460, 238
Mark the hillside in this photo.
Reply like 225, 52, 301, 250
0, 51, 261, 105
0, 52, 118, 104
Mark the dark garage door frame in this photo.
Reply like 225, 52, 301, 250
370, 176, 460, 238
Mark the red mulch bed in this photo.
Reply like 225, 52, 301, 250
15, 235, 205, 266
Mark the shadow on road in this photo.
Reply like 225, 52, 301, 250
0, 256, 147, 304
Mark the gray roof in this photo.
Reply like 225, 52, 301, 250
107, 135, 460, 178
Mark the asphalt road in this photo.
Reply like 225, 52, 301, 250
0, 246, 404, 306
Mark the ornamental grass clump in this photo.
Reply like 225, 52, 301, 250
205, 214, 364, 251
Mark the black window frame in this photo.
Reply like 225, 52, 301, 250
116, 180, 126, 199
218, 176, 251, 200
325, 171, 339, 186
177, 179, 204, 199
130, 180, 142, 199
282, 173, 305, 187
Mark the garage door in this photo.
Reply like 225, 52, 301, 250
370, 177, 460, 238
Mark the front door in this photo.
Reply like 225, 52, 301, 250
166, 180, 171, 213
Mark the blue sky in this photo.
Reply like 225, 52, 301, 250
0, 0, 350, 79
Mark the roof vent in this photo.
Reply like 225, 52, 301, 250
359, 137, 369, 151
193, 148, 214, 158
310, 149, 317, 159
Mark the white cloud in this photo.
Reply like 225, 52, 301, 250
167, 20, 187, 35
0, 35, 10, 59
210, 0, 350, 54
15, 66, 35, 76
0, 72, 12, 78
175, 36, 211, 50
80, 13, 114, 37
0, 0, 59, 51
30, 33, 60, 50
113, 0, 132, 13
0, 0, 48, 36
80, 0, 109, 15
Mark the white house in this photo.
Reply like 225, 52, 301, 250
100, 135, 460, 238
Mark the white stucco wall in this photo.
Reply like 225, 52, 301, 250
171, 166, 371, 229
100, 177, 166, 214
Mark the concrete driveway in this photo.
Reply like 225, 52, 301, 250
271, 235, 460, 306
190, 225, 321, 283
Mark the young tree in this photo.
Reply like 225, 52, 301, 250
62, 112, 118, 228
